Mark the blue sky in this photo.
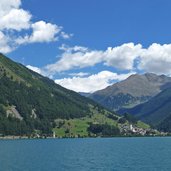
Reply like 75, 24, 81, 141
1, 0, 171, 92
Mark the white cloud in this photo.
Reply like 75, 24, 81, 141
0, 9, 31, 31
30, 20, 59, 42
44, 43, 142, 74
60, 31, 73, 39
55, 71, 135, 93
139, 43, 171, 75
26, 65, 42, 74
104, 43, 142, 70
0, 0, 31, 31
45, 45, 103, 74
43, 43, 171, 77
59, 44, 89, 52
26, 42, 171, 92
0, 0, 30, 53
0, 0, 21, 16
16, 21, 62, 44
0, 31, 14, 53
0, 0, 71, 53
69, 72, 89, 77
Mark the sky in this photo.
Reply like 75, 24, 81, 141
1, 0, 171, 92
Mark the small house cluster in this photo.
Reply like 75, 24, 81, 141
120, 124, 160, 136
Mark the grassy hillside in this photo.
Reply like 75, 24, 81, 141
53, 112, 151, 138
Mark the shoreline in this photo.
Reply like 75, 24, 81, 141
0, 134, 170, 140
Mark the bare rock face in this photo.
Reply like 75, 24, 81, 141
7, 106, 23, 120
90, 73, 171, 110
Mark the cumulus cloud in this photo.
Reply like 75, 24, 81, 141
27, 65, 134, 92
59, 44, 89, 52
26, 65, 42, 75
0, 31, 12, 53
44, 43, 142, 74
0, 0, 21, 15
104, 43, 142, 70
60, 32, 73, 39
139, 43, 171, 75
0, 0, 31, 31
45, 45, 104, 74
69, 72, 90, 77
27, 42, 171, 92
0, 9, 31, 31
55, 71, 135, 92
16, 21, 62, 44
30, 21, 60, 42
43, 43, 171, 77
0, 0, 71, 53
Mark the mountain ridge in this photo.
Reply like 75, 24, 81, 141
89, 73, 171, 110
0, 54, 106, 136
0, 54, 153, 137
118, 86, 171, 128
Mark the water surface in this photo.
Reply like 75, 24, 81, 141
0, 137, 171, 171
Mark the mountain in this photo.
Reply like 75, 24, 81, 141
0, 54, 152, 137
79, 92, 91, 97
0, 54, 106, 136
118, 87, 171, 131
89, 73, 171, 111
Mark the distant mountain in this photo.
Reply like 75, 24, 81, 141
118, 87, 171, 130
89, 73, 171, 111
79, 92, 91, 97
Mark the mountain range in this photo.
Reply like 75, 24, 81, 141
89, 73, 171, 110
1, 53, 170, 136
0, 54, 147, 137
86, 73, 171, 132
118, 87, 171, 131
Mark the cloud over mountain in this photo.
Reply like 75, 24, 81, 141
3, 1, 171, 93
55, 71, 135, 92
26, 42, 171, 92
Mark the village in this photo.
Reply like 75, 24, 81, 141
120, 124, 167, 136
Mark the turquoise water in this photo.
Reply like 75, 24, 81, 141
0, 137, 171, 171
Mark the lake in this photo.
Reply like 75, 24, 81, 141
0, 137, 171, 171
